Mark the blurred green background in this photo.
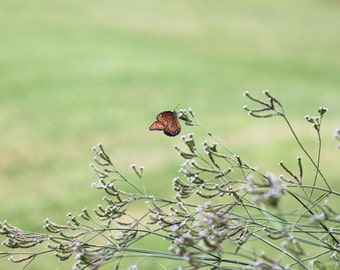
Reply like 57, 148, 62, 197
1, 0, 340, 269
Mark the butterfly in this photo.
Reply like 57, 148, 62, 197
149, 111, 181, 137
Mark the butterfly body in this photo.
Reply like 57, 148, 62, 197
149, 111, 181, 137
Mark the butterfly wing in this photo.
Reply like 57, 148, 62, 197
156, 111, 173, 122
149, 120, 165, 131
163, 120, 181, 136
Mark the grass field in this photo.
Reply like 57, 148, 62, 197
1, 1, 340, 269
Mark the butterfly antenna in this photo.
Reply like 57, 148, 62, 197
174, 104, 181, 113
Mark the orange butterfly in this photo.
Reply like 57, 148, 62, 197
149, 111, 181, 137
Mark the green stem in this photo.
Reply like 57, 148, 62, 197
282, 115, 331, 191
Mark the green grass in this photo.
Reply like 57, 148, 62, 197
1, 0, 340, 269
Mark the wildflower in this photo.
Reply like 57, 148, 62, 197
309, 213, 326, 224
264, 173, 286, 207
